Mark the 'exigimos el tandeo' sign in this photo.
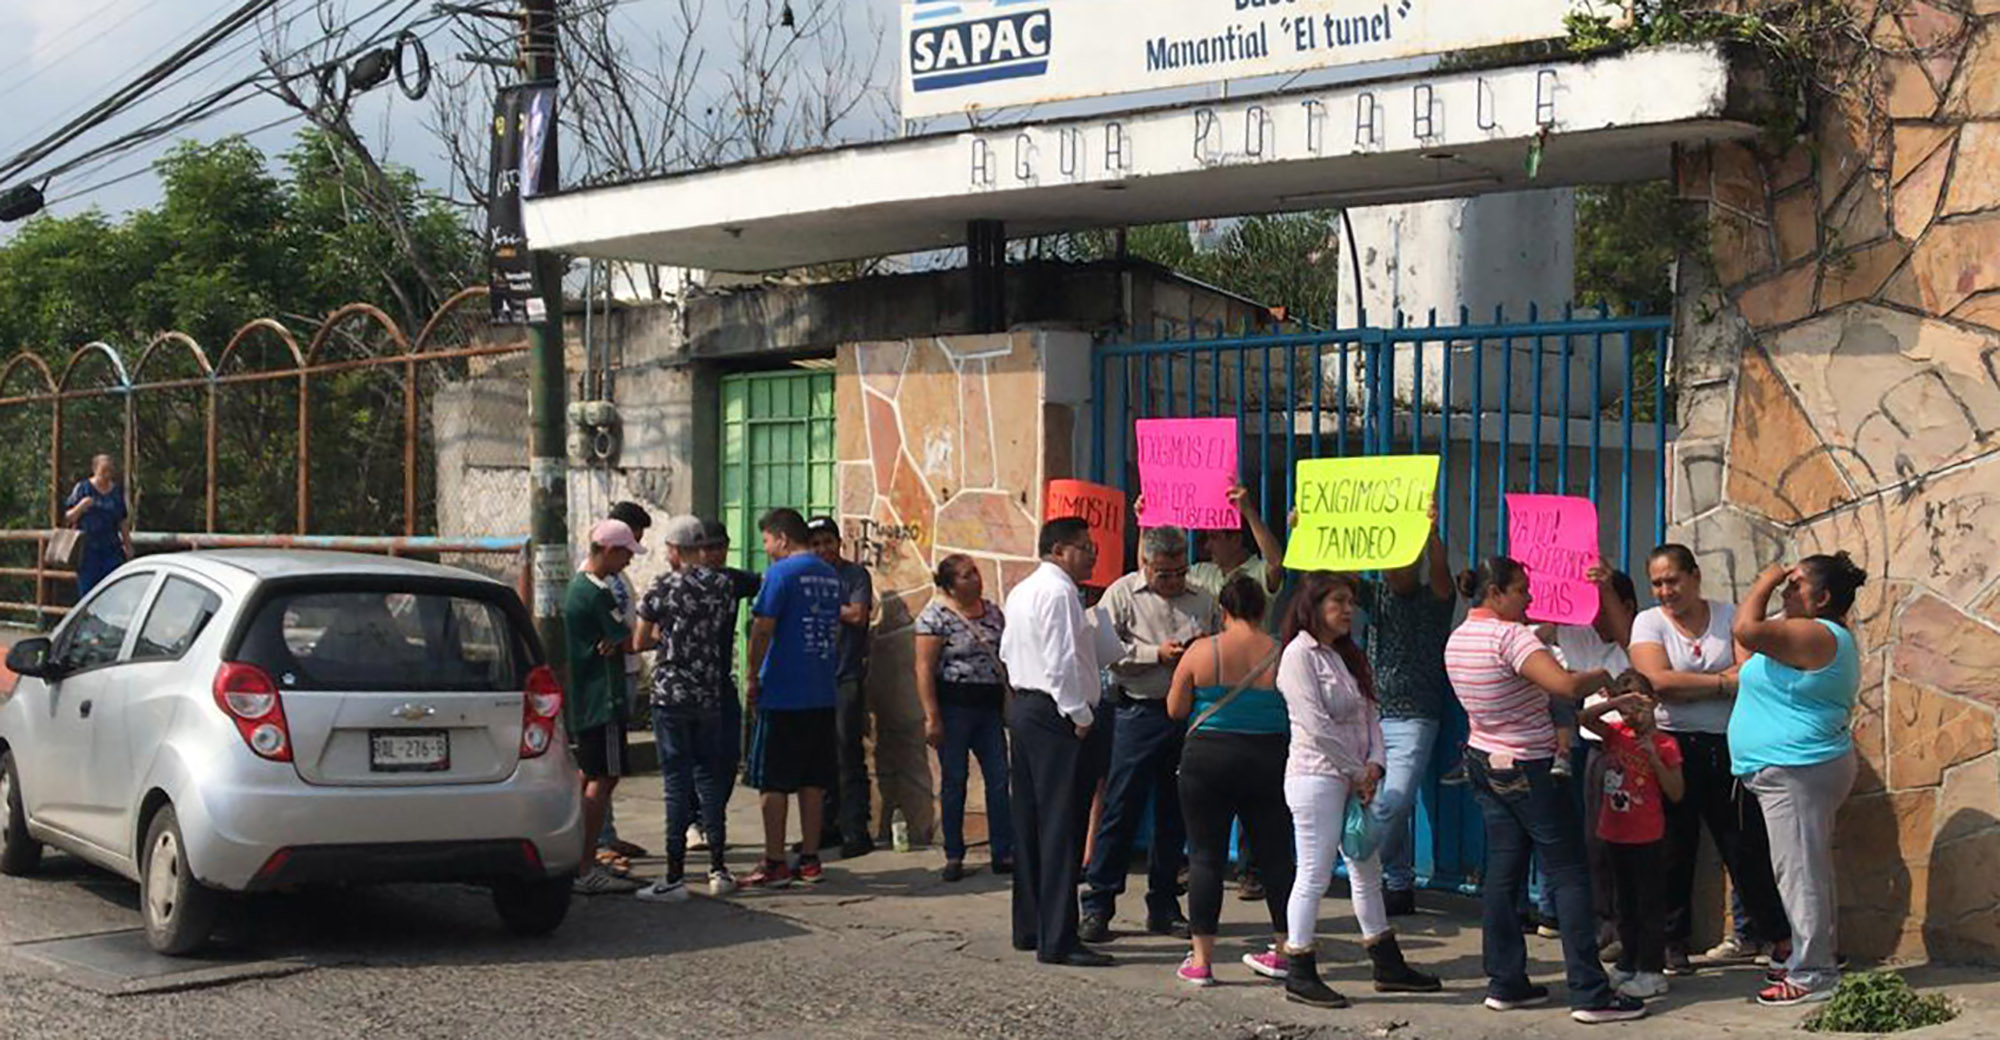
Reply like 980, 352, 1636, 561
1285, 455, 1439, 572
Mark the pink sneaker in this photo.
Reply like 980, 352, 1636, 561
1242, 947, 1290, 980
1177, 954, 1215, 987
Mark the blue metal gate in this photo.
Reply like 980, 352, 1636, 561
1088, 306, 1675, 894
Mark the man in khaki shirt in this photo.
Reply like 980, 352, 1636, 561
1079, 526, 1219, 943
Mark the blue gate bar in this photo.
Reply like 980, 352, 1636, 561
1590, 332, 1605, 508
1559, 303, 1574, 496
1439, 320, 1453, 540
1262, 343, 1273, 520
1620, 329, 1636, 575
1337, 342, 1350, 458
1655, 330, 1669, 549
1497, 305, 1512, 558
1529, 302, 1544, 495
1469, 319, 1485, 569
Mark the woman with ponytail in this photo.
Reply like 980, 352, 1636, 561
1444, 557, 1643, 1025
1729, 552, 1867, 1008
1271, 571, 1441, 1009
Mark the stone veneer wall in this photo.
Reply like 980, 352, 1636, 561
1671, 0, 2000, 963
834, 332, 1080, 845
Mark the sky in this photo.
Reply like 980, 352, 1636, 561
0, 0, 1441, 239
0, 0, 906, 224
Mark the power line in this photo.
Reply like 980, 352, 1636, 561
32, 12, 459, 211
10, 0, 437, 188
0, 0, 250, 154
0, 0, 280, 184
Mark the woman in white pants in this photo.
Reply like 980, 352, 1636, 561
1275, 572, 1441, 1008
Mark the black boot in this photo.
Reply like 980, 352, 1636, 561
1367, 932, 1442, 993
1285, 947, 1350, 1009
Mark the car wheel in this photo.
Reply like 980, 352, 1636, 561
0, 751, 41, 876
492, 874, 573, 937
140, 805, 222, 955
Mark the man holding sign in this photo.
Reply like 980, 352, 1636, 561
1079, 526, 1218, 944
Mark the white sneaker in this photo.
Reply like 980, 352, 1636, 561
1617, 972, 1670, 1000
1607, 967, 1636, 989
1705, 935, 1756, 962
688, 825, 707, 851
709, 868, 738, 897
637, 877, 692, 903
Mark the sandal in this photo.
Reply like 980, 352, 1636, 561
1757, 979, 1830, 1007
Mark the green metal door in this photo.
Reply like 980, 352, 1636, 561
718, 370, 836, 573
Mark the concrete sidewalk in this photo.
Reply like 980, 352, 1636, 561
601, 778, 1997, 1040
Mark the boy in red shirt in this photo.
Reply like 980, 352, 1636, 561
1583, 672, 1685, 1002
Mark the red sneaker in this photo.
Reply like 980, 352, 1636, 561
796, 856, 825, 885
742, 859, 793, 889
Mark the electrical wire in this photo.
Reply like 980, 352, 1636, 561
12, 0, 441, 188
0, 0, 280, 183
32, 11, 459, 211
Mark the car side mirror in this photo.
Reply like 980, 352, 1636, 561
6, 637, 58, 680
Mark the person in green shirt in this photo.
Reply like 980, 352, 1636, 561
565, 518, 647, 895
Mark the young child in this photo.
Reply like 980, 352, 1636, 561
1582, 670, 1685, 1001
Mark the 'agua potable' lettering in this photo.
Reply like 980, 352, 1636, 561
1284, 455, 1438, 572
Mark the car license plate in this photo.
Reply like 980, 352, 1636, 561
369, 730, 450, 772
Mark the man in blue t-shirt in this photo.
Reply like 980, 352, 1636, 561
741, 507, 844, 888
807, 515, 877, 858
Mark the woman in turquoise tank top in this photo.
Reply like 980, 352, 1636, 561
1166, 575, 1293, 990
1729, 552, 1867, 1009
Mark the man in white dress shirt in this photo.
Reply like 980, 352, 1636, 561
1001, 517, 1115, 967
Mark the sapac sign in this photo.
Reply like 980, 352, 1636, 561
908, 7, 1053, 94
899, 0, 1592, 121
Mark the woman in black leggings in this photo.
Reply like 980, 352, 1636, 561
1166, 576, 1297, 986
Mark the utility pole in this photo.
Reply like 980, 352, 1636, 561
523, 0, 569, 672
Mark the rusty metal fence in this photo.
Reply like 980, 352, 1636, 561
0, 287, 533, 625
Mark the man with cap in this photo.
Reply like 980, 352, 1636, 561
566, 517, 647, 895
596, 502, 654, 869
634, 515, 742, 901
807, 515, 877, 858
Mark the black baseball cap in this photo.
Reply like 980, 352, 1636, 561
700, 519, 730, 547
805, 516, 840, 538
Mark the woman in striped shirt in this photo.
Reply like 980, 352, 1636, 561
1444, 557, 1644, 1025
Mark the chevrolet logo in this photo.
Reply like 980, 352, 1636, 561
392, 703, 435, 722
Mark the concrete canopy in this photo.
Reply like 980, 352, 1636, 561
524, 44, 1758, 274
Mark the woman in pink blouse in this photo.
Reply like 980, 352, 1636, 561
1444, 557, 1644, 1025
1274, 572, 1440, 1009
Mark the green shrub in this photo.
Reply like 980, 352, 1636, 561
1803, 971, 1956, 1033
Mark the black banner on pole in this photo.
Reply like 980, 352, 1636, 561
488, 83, 558, 325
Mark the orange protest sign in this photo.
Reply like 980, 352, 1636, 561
1045, 479, 1126, 587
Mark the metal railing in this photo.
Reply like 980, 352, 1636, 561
0, 287, 531, 625
1089, 304, 1676, 894
1090, 305, 1676, 576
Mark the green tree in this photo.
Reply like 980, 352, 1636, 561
1037, 211, 1342, 326
0, 130, 481, 550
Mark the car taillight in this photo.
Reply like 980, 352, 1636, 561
214, 662, 292, 762
520, 665, 563, 759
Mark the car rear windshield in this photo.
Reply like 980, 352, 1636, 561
233, 586, 531, 692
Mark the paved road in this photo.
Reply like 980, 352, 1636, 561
1, 781, 1992, 1040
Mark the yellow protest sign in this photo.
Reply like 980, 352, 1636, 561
1284, 455, 1440, 572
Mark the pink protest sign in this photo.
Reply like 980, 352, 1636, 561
1135, 418, 1241, 530
1506, 493, 1602, 627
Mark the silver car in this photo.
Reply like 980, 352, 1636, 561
0, 550, 584, 954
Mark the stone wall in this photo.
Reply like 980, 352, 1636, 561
1671, 1, 2000, 963
835, 332, 1090, 846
